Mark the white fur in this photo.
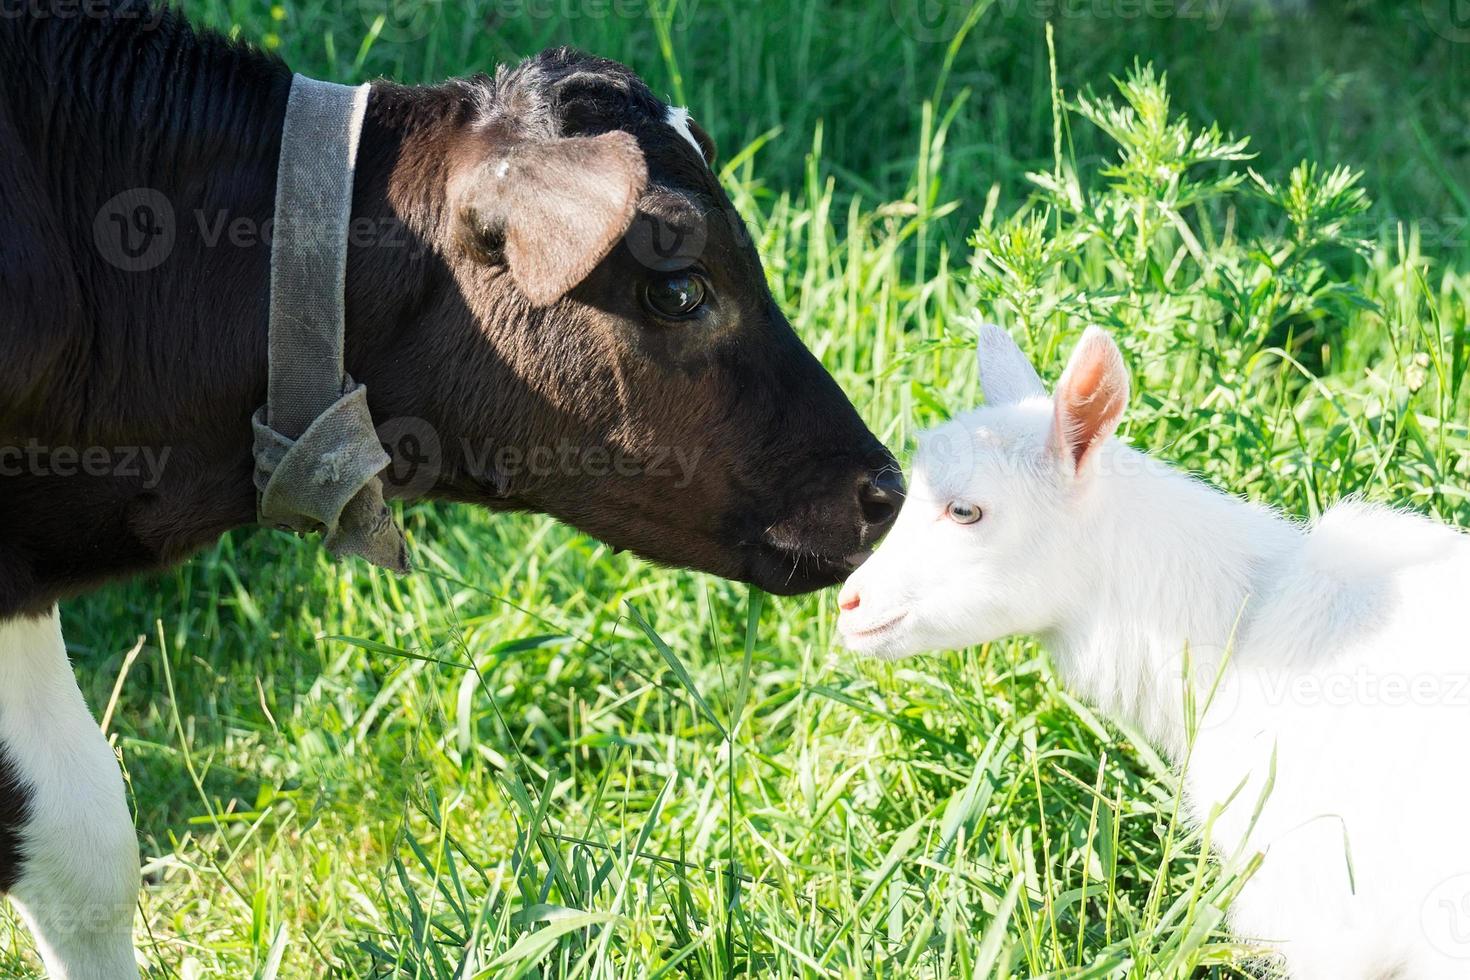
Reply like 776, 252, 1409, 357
975, 318, 1045, 405
0, 609, 140, 979
840, 325, 1470, 979
664, 105, 706, 162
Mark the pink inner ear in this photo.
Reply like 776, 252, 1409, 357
1051, 336, 1128, 471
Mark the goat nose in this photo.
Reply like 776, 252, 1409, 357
838, 582, 861, 612
857, 469, 904, 531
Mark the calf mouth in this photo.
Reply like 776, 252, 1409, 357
744, 538, 871, 596
738, 461, 901, 595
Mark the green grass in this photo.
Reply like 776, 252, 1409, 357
3, 1, 1468, 976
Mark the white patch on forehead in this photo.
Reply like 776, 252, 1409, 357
664, 105, 707, 165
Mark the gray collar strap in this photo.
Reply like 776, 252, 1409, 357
251, 74, 410, 574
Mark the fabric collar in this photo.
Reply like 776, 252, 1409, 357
250, 74, 410, 573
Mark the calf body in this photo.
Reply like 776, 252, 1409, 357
841, 326, 1470, 978
1, 2, 899, 973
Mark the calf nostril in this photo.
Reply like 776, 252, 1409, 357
838, 587, 861, 612
857, 470, 904, 528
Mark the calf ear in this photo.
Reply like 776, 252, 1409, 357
975, 322, 1046, 405
686, 116, 718, 165
1049, 327, 1129, 475
455, 131, 649, 306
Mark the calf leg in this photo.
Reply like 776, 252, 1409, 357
0, 608, 140, 980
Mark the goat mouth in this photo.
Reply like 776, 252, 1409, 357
840, 610, 909, 640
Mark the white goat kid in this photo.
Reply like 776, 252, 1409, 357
838, 324, 1470, 980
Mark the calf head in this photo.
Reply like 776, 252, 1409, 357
373, 50, 899, 594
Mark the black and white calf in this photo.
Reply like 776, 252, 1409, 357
1, 1, 901, 975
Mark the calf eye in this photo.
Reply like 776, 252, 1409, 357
642, 272, 708, 319
946, 501, 982, 525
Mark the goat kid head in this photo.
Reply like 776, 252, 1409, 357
363, 50, 900, 594
837, 324, 1129, 657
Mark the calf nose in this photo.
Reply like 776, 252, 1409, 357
857, 469, 904, 533
838, 581, 861, 611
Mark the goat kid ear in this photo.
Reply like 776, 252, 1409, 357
975, 322, 1046, 406
1048, 327, 1129, 475
455, 130, 649, 306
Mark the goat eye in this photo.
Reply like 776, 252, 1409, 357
642, 272, 707, 319
946, 501, 982, 525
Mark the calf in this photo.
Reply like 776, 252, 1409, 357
0, 3, 899, 975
